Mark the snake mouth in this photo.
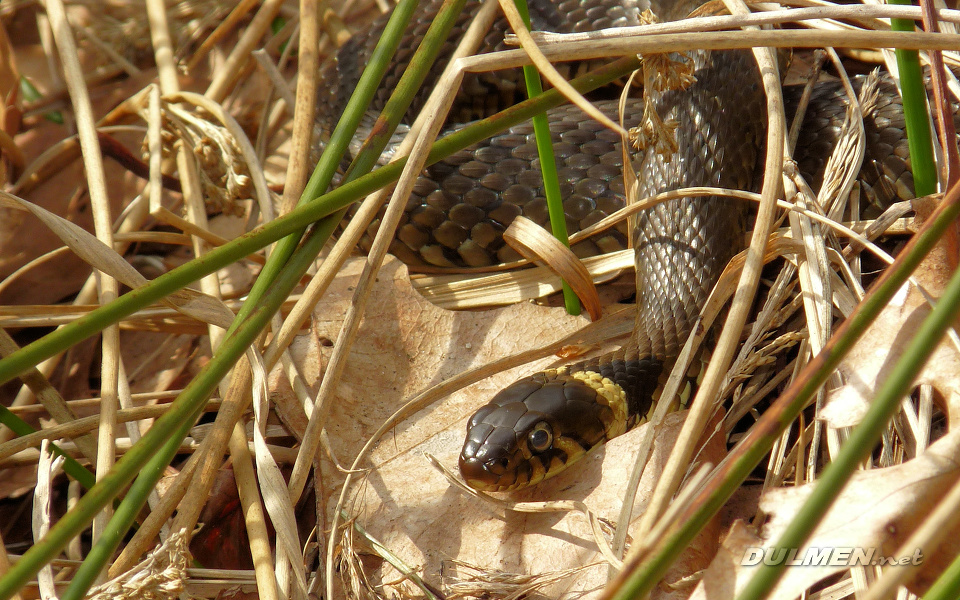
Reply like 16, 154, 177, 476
458, 453, 515, 492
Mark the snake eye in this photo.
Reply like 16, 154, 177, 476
527, 422, 553, 453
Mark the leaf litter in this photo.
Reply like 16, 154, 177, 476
1, 1, 960, 599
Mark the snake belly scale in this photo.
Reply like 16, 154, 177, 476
318, 0, 926, 492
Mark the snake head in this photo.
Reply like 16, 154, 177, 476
458, 370, 616, 492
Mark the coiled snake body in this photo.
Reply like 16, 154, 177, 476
322, 0, 923, 491
459, 0, 762, 492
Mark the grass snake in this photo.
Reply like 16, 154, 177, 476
320, 0, 927, 491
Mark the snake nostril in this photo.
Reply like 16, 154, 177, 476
485, 456, 510, 475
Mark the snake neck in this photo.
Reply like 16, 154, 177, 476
567, 347, 665, 431
632, 47, 762, 359
459, 12, 764, 493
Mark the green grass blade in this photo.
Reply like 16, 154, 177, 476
888, 0, 938, 197
0, 405, 95, 489
736, 236, 960, 599
345, 0, 468, 179
605, 181, 960, 600
299, 0, 417, 209
513, 0, 580, 315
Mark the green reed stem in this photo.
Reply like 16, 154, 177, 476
0, 405, 95, 489
737, 226, 960, 600
514, 0, 580, 315
889, 0, 937, 197
606, 179, 960, 600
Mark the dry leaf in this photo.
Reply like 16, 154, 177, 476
190, 467, 253, 571
298, 255, 594, 472
690, 429, 960, 599
120, 332, 196, 394
271, 256, 723, 598
0, 464, 43, 499
822, 278, 960, 431
342, 412, 725, 600
823, 199, 960, 429
0, 154, 112, 306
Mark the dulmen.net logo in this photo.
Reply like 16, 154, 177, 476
741, 547, 924, 567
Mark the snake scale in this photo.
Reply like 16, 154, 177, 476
320, 0, 926, 491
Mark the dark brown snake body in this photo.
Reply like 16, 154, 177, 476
320, 0, 928, 491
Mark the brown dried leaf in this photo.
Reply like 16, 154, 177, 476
0, 154, 108, 306
276, 256, 719, 598
120, 331, 196, 394
0, 464, 41, 499
691, 429, 960, 599
822, 202, 960, 429
295, 256, 594, 468
350, 411, 722, 600
822, 286, 960, 430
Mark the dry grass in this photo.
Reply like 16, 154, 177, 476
0, 0, 958, 598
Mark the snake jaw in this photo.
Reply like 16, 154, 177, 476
458, 455, 515, 492
458, 439, 525, 492
457, 417, 592, 491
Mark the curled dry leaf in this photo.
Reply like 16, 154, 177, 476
690, 429, 960, 599
503, 215, 603, 320
274, 256, 723, 599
